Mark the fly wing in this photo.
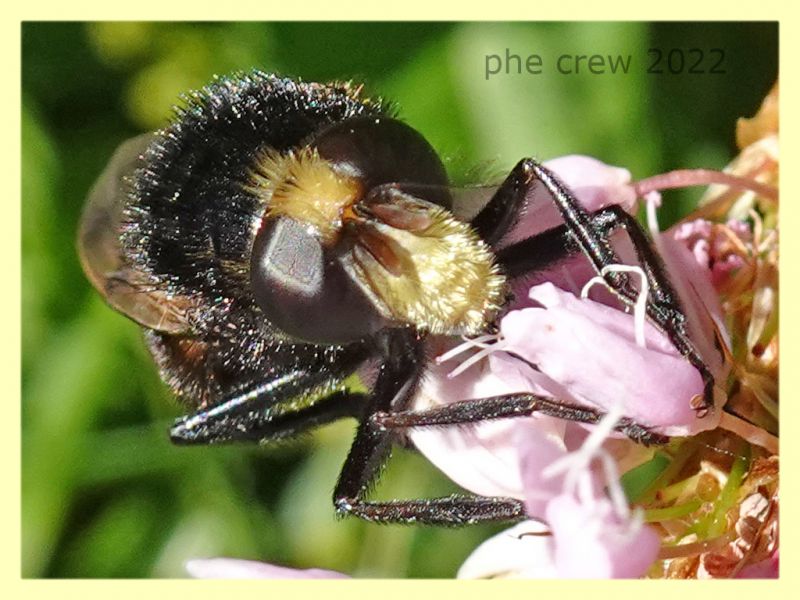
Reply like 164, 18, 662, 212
448, 185, 498, 223
389, 181, 498, 223
78, 134, 195, 334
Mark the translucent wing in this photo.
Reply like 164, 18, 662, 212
391, 181, 498, 222
78, 134, 195, 334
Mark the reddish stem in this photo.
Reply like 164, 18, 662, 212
634, 169, 778, 201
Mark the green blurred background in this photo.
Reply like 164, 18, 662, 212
21, 22, 777, 578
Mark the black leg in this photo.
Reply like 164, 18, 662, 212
591, 206, 716, 411
481, 159, 713, 411
478, 159, 654, 313
471, 161, 532, 246
497, 200, 714, 411
495, 220, 578, 278
590, 206, 684, 322
498, 203, 682, 321
479, 159, 657, 307
336, 493, 526, 526
375, 394, 670, 447
334, 385, 667, 524
332, 330, 527, 525
521, 161, 704, 359
330, 329, 668, 525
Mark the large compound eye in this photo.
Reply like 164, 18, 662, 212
313, 116, 451, 209
248, 115, 503, 343
250, 216, 389, 344
248, 117, 453, 344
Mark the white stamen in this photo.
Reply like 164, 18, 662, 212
580, 264, 650, 349
580, 275, 606, 300
645, 191, 662, 237
543, 399, 626, 487
616, 506, 647, 543
435, 334, 499, 364
575, 470, 599, 518
446, 340, 507, 379
544, 407, 645, 543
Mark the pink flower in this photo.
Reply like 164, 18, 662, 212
671, 218, 751, 291
411, 155, 732, 579
185, 558, 348, 579
546, 492, 660, 579
457, 512, 658, 580
457, 521, 559, 578
496, 283, 710, 435
456, 457, 662, 579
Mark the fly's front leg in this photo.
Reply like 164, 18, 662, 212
590, 205, 716, 410
494, 159, 714, 411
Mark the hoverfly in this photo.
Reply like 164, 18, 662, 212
79, 71, 714, 524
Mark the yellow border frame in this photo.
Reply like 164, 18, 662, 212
8, 4, 792, 597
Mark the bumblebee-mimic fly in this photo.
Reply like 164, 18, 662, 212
79, 71, 714, 524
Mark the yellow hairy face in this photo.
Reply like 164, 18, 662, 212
246, 148, 363, 245
246, 146, 505, 336
352, 205, 506, 336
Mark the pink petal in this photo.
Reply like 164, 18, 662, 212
517, 420, 591, 516
185, 558, 349, 579
410, 362, 553, 499
546, 155, 638, 212
496, 283, 712, 436
457, 521, 558, 579
546, 495, 660, 578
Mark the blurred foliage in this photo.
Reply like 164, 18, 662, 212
21, 21, 777, 578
